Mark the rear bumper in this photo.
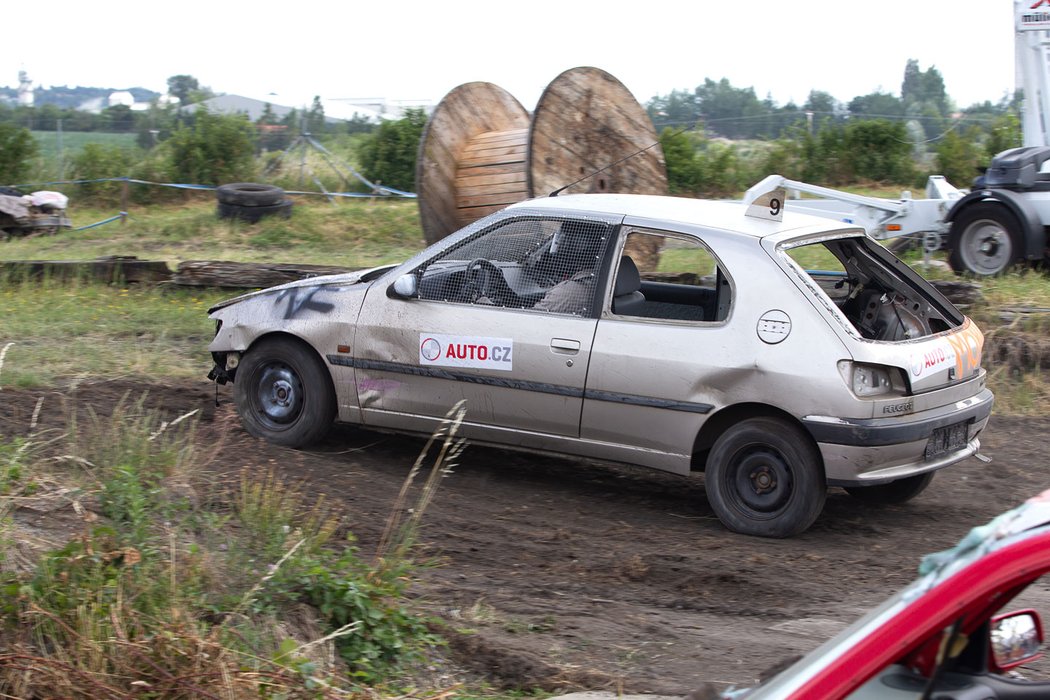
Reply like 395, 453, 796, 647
803, 389, 994, 486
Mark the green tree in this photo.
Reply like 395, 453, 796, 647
101, 104, 135, 133
647, 88, 702, 128
985, 111, 1022, 159
935, 126, 984, 187
257, 103, 279, 126
306, 96, 326, 135
848, 91, 904, 120
357, 108, 427, 191
162, 108, 256, 185
345, 113, 376, 135
696, 78, 772, 139
166, 75, 200, 105
0, 123, 38, 184
844, 119, 916, 183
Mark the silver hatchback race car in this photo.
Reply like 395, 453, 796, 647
207, 191, 992, 537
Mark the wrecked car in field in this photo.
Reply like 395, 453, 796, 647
720, 488, 1050, 698
207, 191, 992, 537
0, 188, 71, 240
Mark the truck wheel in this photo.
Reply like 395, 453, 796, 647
233, 337, 335, 447
705, 417, 826, 538
948, 203, 1020, 276
844, 472, 933, 505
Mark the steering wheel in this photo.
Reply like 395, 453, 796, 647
462, 258, 502, 303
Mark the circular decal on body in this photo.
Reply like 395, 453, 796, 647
420, 337, 442, 361
757, 310, 791, 344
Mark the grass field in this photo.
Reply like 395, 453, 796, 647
30, 130, 138, 159
0, 194, 425, 268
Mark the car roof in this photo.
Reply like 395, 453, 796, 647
506, 192, 861, 241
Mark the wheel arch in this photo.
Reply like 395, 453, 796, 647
945, 190, 1045, 261
691, 403, 822, 472
228, 330, 334, 392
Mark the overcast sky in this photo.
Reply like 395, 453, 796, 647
3, 1, 1019, 113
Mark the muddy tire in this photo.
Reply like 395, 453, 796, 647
216, 182, 285, 207
844, 472, 934, 505
947, 203, 1020, 276
705, 417, 826, 538
233, 337, 335, 447
217, 199, 294, 223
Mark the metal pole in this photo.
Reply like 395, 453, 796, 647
57, 118, 64, 181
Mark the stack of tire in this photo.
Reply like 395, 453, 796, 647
216, 183, 293, 223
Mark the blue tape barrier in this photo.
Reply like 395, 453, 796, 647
75, 213, 127, 231
11, 176, 416, 198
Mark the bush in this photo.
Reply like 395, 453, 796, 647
660, 127, 747, 197
357, 108, 427, 192
843, 120, 917, 184
935, 127, 985, 189
162, 108, 257, 186
0, 123, 38, 186
68, 143, 142, 205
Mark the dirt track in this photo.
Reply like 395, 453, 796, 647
1, 379, 1046, 696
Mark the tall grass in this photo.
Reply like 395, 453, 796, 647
0, 392, 467, 696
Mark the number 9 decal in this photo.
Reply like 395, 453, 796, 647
769, 198, 781, 217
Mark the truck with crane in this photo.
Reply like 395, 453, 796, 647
745, 0, 1050, 277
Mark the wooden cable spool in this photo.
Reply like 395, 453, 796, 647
416, 67, 667, 246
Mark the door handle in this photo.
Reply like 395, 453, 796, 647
550, 338, 581, 355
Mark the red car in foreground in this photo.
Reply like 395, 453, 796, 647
724, 489, 1050, 698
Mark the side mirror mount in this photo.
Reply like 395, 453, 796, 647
389, 273, 418, 299
990, 609, 1044, 672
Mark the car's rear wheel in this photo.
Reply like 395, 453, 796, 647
705, 417, 826, 538
844, 472, 934, 504
233, 337, 335, 447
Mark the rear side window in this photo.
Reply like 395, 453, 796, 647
609, 229, 731, 323
783, 236, 962, 341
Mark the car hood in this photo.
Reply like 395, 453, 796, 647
207, 264, 397, 313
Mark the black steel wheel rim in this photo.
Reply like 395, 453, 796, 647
728, 447, 794, 515
253, 362, 303, 428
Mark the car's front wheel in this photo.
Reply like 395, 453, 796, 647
844, 472, 934, 504
233, 337, 336, 447
705, 417, 826, 538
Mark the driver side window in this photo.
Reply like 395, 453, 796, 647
416, 216, 614, 317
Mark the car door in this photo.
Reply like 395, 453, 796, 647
581, 226, 738, 473
352, 215, 618, 441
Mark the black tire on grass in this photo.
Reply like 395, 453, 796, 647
216, 182, 286, 207
217, 199, 294, 223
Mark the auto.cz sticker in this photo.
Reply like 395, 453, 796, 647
419, 333, 513, 371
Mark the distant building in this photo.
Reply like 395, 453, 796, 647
108, 91, 135, 108
77, 91, 153, 113
327, 97, 435, 120
17, 70, 33, 106
186, 93, 433, 124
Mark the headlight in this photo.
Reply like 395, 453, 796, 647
839, 361, 908, 398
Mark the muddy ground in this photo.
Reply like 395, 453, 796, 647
1, 379, 1047, 696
